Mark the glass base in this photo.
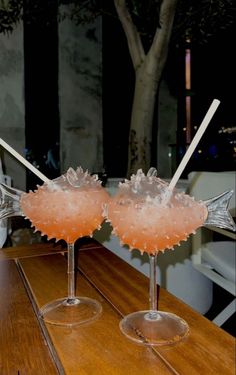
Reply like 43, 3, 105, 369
39, 297, 102, 327
119, 310, 189, 346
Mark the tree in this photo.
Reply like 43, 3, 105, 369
113, 0, 177, 175
110, 0, 236, 176
1, 0, 235, 176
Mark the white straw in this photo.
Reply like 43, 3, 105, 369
169, 99, 220, 190
0, 137, 50, 183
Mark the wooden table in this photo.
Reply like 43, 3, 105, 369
0, 241, 235, 374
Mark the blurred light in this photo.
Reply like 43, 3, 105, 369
218, 126, 236, 134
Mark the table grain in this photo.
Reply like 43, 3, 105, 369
1, 241, 235, 375
0, 259, 57, 374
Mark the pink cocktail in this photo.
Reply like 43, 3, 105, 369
108, 179, 207, 255
20, 167, 109, 326
106, 168, 235, 346
21, 174, 108, 244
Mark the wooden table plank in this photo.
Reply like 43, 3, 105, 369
0, 242, 65, 261
0, 239, 106, 261
18, 254, 172, 375
78, 246, 235, 375
0, 260, 58, 375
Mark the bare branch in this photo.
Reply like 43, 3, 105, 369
149, 0, 178, 67
114, 0, 145, 70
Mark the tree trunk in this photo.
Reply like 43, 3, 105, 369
127, 64, 159, 176
114, 0, 178, 178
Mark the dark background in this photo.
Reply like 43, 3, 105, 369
23, 3, 236, 189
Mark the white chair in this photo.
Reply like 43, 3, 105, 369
189, 171, 236, 326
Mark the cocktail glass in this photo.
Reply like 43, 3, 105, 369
106, 168, 235, 346
0, 167, 109, 327
120, 253, 189, 346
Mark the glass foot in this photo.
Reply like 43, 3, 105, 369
119, 310, 189, 346
40, 297, 102, 327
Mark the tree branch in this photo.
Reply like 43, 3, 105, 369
114, 0, 145, 70
149, 0, 178, 65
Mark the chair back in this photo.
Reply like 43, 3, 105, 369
188, 171, 236, 325
188, 171, 236, 216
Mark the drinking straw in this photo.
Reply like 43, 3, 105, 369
0, 137, 50, 183
168, 99, 220, 190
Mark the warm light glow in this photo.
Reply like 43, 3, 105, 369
219, 126, 236, 134
185, 47, 191, 144
185, 49, 191, 90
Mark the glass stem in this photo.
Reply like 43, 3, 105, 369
149, 254, 157, 312
67, 242, 75, 300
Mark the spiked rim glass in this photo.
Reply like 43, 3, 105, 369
107, 167, 235, 346
0, 182, 102, 327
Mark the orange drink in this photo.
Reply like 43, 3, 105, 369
20, 167, 109, 243
107, 170, 207, 254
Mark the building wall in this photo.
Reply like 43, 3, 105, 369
0, 12, 103, 189
58, 16, 103, 174
0, 14, 174, 188
0, 23, 26, 190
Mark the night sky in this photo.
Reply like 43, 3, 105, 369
191, 24, 236, 125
